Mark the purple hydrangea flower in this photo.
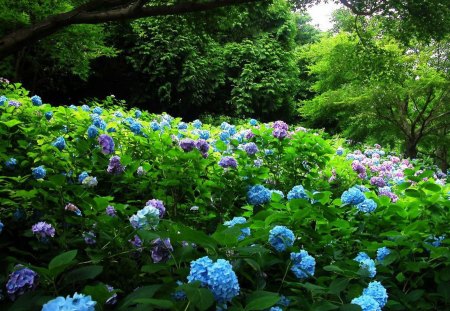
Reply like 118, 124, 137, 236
107, 156, 125, 175
129, 235, 143, 250
105, 205, 116, 216
6, 266, 39, 300
83, 231, 96, 245
151, 238, 173, 263
219, 156, 237, 169
244, 142, 258, 155
8, 100, 21, 108
273, 128, 288, 139
370, 176, 386, 187
273, 121, 288, 130
98, 134, 115, 155
180, 138, 196, 152
31, 222, 55, 240
145, 199, 166, 218
195, 139, 210, 156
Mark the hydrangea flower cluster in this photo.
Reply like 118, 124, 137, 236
42, 293, 96, 311
195, 139, 209, 157
192, 119, 202, 129
6, 266, 39, 300
5, 157, 17, 169
354, 252, 377, 278
247, 185, 271, 205
8, 100, 21, 108
341, 187, 365, 205
272, 120, 288, 139
145, 199, 166, 218
45, 111, 53, 120
129, 235, 143, 250
249, 118, 258, 126
31, 95, 42, 106
137, 166, 145, 176
352, 281, 388, 311
290, 250, 316, 279
244, 142, 258, 155
223, 217, 251, 241
0, 95, 7, 105
92, 107, 103, 115
356, 199, 377, 213
0, 220, 3, 234
52, 136, 66, 151
287, 185, 308, 200
98, 134, 114, 154
83, 231, 96, 245
187, 257, 240, 303
376, 247, 391, 261
269, 226, 295, 252
107, 155, 125, 174
151, 238, 173, 263
105, 205, 116, 216
31, 221, 56, 240
130, 205, 161, 230
32, 166, 46, 179
219, 156, 237, 169
82, 176, 98, 188
180, 138, 196, 152
87, 125, 99, 138
78, 171, 89, 183
65, 203, 82, 216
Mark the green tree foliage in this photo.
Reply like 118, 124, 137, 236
299, 17, 450, 168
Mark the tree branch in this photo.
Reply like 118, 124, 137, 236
0, 0, 263, 59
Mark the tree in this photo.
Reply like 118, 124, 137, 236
300, 27, 450, 167
0, 0, 449, 60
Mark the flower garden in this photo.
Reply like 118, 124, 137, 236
0, 82, 449, 311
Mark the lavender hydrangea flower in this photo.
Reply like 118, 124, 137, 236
129, 235, 143, 250
273, 120, 288, 130
273, 128, 288, 139
106, 205, 116, 216
42, 293, 96, 311
145, 199, 166, 218
107, 156, 125, 174
137, 166, 145, 176
219, 156, 237, 169
244, 142, 258, 155
180, 138, 195, 152
98, 134, 115, 155
6, 266, 39, 300
151, 238, 173, 263
106, 285, 118, 305
31, 222, 55, 240
8, 100, 21, 108
370, 177, 386, 187
83, 231, 96, 245
195, 139, 209, 156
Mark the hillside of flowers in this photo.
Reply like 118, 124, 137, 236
0, 82, 449, 311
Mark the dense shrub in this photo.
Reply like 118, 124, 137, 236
0, 82, 448, 310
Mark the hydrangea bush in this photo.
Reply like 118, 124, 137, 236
0, 83, 448, 310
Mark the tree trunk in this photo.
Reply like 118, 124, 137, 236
405, 138, 418, 159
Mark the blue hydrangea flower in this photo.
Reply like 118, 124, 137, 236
178, 122, 188, 130
341, 187, 366, 205
52, 136, 66, 151
363, 281, 388, 307
83, 231, 96, 245
427, 235, 446, 247
45, 111, 53, 120
81, 104, 90, 112
92, 107, 103, 115
376, 247, 391, 261
135, 110, 142, 118
247, 185, 271, 205
31, 95, 42, 106
160, 120, 171, 129
249, 119, 258, 126
188, 257, 240, 303
224, 217, 251, 241
356, 199, 377, 213
42, 293, 96, 311
69, 105, 78, 110
336, 147, 344, 155
197, 130, 210, 140
287, 185, 308, 200
0, 95, 7, 106
130, 121, 142, 135
351, 295, 381, 311
6, 266, 39, 300
269, 226, 295, 252
358, 259, 377, 278
92, 116, 106, 130
78, 171, 89, 183
265, 149, 274, 156
173, 281, 187, 300
278, 296, 290, 307
5, 158, 17, 169
354, 252, 370, 262
129, 205, 160, 230
355, 185, 370, 192
220, 131, 230, 142
0, 220, 3, 234
270, 307, 282, 311
150, 121, 161, 131
192, 119, 202, 129
32, 166, 46, 179
290, 250, 316, 279
87, 125, 98, 138
187, 256, 213, 286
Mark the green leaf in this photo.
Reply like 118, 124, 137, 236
83, 283, 113, 305
245, 291, 279, 311
181, 284, 214, 311
1, 120, 22, 127
405, 189, 421, 198
48, 250, 77, 275
422, 182, 441, 192
62, 265, 103, 285
132, 298, 173, 309
118, 285, 161, 309
328, 278, 349, 295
